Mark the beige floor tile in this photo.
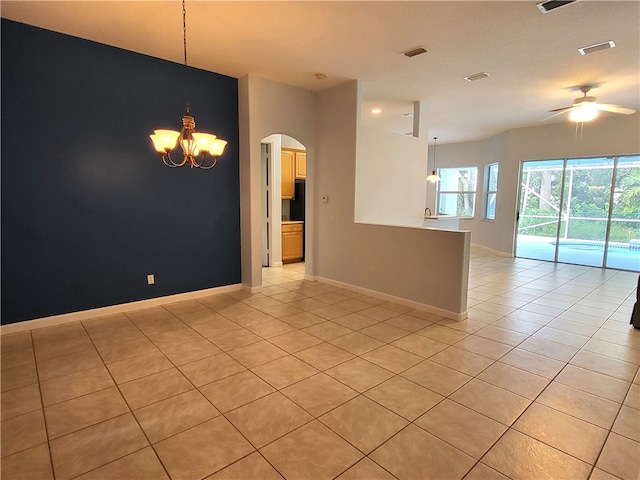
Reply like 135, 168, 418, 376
537, 382, 621, 429
477, 362, 550, 399
49, 413, 148, 480
279, 311, 326, 328
36, 348, 104, 382
127, 310, 185, 336
455, 335, 513, 360
358, 305, 399, 321
1, 409, 47, 458
40, 366, 114, 406
324, 358, 392, 393
1, 362, 38, 392
192, 317, 244, 340
429, 346, 494, 376
164, 300, 218, 326
269, 330, 323, 353
179, 352, 246, 387
1, 331, 33, 352
200, 370, 276, 413
474, 325, 529, 347
332, 312, 381, 330
208, 328, 262, 351
134, 389, 219, 443
570, 350, 638, 382
483, 429, 591, 480
329, 331, 385, 355
589, 467, 625, 480
518, 336, 579, 362
106, 350, 173, 384
155, 338, 222, 365
260, 420, 363, 479
338, 299, 373, 313
207, 451, 283, 479
596, 433, 640, 480
281, 373, 357, 417
499, 348, 566, 379
513, 402, 608, 464
624, 383, 640, 409
383, 314, 432, 332
75, 447, 169, 480
361, 344, 423, 374
370, 424, 475, 480
555, 364, 631, 403
288, 297, 329, 312
252, 355, 319, 389
244, 318, 298, 338
31, 322, 87, 346
335, 457, 396, 480
1, 346, 35, 371
1, 384, 41, 420
0, 443, 53, 480
360, 323, 410, 343
226, 392, 312, 448
405, 309, 444, 322
82, 315, 142, 347
365, 376, 443, 421
612, 405, 640, 442
294, 343, 354, 370
391, 333, 449, 358
309, 304, 351, 321
228, 340, 288, 368
440, 317, 492, 333
34, 335, 94, 362
416, 324, 469, 344
154, 417, 255, 480
492, 317, 544, 335
415, 399, 507, 459
582, 338, 640, 365
119, 368, 193, 410
464, 462, 510, 480
533, 326, 590, 349
303, 321, 354, 341
319, 396, 408, 454
400, 360, 472, 396
95, 336, 158, 364
44, 386, 129, 439
450, 379, 531, 426
147, 326, 206, 347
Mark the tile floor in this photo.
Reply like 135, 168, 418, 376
1, 248, 639, 480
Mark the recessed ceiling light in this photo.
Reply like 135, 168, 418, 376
371, 108, 382, 114
464, 72, 489, 82
578, 40, 615, 55
315, 72, 327, 80
403, 47, 428, 58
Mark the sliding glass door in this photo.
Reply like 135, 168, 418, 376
516, 155, 640, 272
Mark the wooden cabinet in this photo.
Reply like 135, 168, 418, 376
282, 148, 306, 200
281, 149, 295, 200
282, 222, 303, 263
294, 151, 306, 179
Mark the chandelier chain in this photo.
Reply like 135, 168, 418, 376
182, 0, 190, 113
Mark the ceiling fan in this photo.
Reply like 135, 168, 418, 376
547, 85, 636, 122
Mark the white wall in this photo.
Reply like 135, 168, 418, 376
433, 113, 640, 254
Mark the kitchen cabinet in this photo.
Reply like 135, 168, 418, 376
294, 151, 306, 179
282, 222, 303, 263
281, 149, 295, 200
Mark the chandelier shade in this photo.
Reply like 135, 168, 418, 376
149, 0, 226, 169
427, 136, 441, 183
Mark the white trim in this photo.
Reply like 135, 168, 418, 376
243, 284, 264, 294
471, 243, 513, 257
1, 284, 244, 335
313, 276, 468, 321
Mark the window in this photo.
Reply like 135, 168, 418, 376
484, 163, 499, 220
437, 167, 477, 217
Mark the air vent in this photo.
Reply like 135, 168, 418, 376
578, 40, 615, 55
464, 72, 489, 82
536, 0, 577, 13
403, 47, 428, 58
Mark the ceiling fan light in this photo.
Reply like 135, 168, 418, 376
569, 107, 598, 122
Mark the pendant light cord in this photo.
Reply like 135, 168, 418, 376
182, 0, 190, 114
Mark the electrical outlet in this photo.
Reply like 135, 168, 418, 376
322, 195, 329, 203
147, 274, 155, 285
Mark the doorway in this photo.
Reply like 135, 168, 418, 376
261, 134, 307, 269
515, 155, 640, 271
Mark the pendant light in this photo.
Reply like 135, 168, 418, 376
427, 136, 441, 182
149, 0, 227, 169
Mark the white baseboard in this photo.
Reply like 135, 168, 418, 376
471, 243, 513, 257
312, 276, 468, 321
1, 283, 244, 335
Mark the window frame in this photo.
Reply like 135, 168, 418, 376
436, 166, 478, 218
484, 162, 499, 221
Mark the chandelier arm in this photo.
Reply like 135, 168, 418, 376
162, 154, 180, 168
198, 156, 218, 170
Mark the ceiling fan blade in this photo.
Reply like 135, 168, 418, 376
541, 109, 572, 121
548, 106, 575, 113
595, 104, 636, 115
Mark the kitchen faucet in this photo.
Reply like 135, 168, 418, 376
424, 207, 432, 217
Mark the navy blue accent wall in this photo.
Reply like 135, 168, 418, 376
1, 19, 241, 324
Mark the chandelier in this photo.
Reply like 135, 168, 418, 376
426, 136, 441, 182
149, 0, 227, 169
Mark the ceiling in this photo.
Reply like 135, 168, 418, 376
2, 1, 638, 144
